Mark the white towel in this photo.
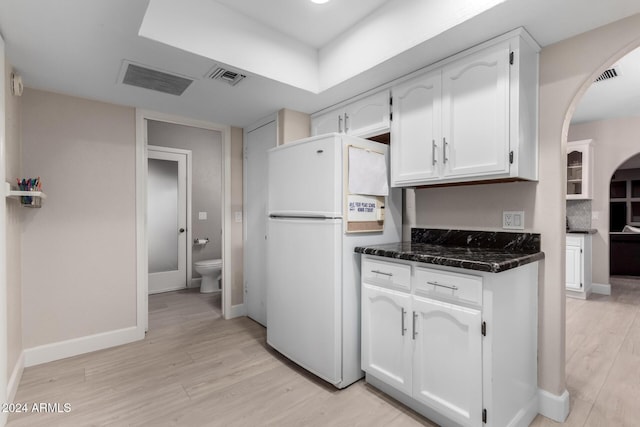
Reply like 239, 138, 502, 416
348, 146, 389, 196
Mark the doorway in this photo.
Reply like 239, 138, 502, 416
147, 147, 189, 294
136, 110, 232, 331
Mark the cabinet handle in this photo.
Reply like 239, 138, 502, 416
401, 308, 407, 336
344, 113, 350, 132
432, 140, 437, 165
371, 270, 393, 277
412, 311, 418, 340
427, 280, 458, 291
338, 115, 343, 133
443, 137, 448, 163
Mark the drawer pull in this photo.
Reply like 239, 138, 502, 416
371, 270, 393, 277
401, 308, 407, 336
427, 281, 458, 291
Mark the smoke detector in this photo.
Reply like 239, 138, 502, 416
594, 66, 621, 83
206, 65, 246, 87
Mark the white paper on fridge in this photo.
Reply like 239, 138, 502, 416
347, 194, 379, 221
348, 146, 389, 196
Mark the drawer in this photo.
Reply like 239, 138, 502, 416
362, 257, 411, 291
414, 267, 482, 306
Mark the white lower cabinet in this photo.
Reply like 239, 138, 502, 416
361, 255, 539, 427
361, 284, 413, 394
566, 234, 592, 299
412, 295, 483, 426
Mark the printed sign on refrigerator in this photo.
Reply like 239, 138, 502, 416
347, 194, 379, 222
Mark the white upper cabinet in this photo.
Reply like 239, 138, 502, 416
391, 29, 540, 187
391, 70, 442, 185
566, 139, 593, 200
311, 90, 391, 138
441, 42, 510, 179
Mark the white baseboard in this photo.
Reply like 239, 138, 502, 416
24, 326, 144, 367
7, 351, 24, 403
227, 303, 245, 319
538, 388, 570, 422
592, 282, 611, 295
188, 277, 201, 289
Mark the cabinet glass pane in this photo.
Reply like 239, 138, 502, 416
632, 202, 640, 223
567, 151, 583, 195
610, 202, 627, 232
632, 180, 640, 198
610, 181, 627, 199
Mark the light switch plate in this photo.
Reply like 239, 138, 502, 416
235, 211, 243, 223
503, 211, 525, 230
198, 211, 207, 220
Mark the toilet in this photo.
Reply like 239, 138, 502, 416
193, 259, 222, 293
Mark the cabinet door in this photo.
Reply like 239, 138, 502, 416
566, 243, 583, 290
311, 109, 342, 136
391, 71, 442, 186
412, 296, 483, 427
567, 140, 592, 200
344, 90, 391, 138
442, 41, 510, 179
361, 283, 413, 394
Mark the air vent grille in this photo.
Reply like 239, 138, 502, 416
122, 63, 193, 96
594, 67, 620, 83
206, 66, 246, 86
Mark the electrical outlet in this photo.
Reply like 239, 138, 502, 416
503, 211, 525, 230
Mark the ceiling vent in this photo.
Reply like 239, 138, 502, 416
594, 66, 620, 83
121, 62, 193, 96
206, 65, 246, 87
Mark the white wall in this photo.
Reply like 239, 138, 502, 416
568, 116, 640, 284
20, 89, 137, 349
5, 59, 23, 397
414, 13, 640, 402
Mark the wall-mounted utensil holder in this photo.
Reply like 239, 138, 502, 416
5, 182, 46, 208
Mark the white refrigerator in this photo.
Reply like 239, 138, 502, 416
266, 133, 401, 389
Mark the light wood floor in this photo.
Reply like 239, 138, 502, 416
8, 279, 640, 426
7, 289, 432, 426
531, 276, 640, 427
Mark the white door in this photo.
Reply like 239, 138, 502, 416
412, 296, 483, 427
266, 217, 342, 385
442, 41, 510, 179
344, 90, 391, 137
391, 71, 442, 185
147, 150, 187, 294
566, 242, 583, 291
244, 120, 276, 326
361, 283, 413, 394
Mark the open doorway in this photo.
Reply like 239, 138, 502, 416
145, 120, 224, 328
135, 110, 233, 332
567, 45, 640, 293
609, 153, 640, 277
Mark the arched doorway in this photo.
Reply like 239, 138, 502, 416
609, 153, 640, 277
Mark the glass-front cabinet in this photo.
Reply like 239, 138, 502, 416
567, 139, 593, 199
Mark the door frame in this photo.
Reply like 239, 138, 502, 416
243, 114, 277, 321
147, 145, 192, 294
136, 109, 233, 331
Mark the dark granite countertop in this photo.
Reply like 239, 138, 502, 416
355, 228, 544, 273
567, 228, 597, 234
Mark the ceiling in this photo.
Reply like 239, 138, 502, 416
0, 0, 639, 128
